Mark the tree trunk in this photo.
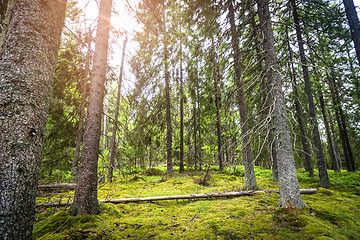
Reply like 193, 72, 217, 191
108, 37, 127, 182
319, 90, 340, 172
164, 19, 172, 174
0, 0, 67, 238
212, 43, 225, 171
285, 27, 314, 177
73, 32, 92, 181
327, 70, 356, 171
329, 111, 342, 169
256, 0, 305, 209
343, 0, 360, 66
197, 87, 202, 171
290, 0, 330, 188
248, 0, 278, 181
179, 39, 184, 173
70, 0, 112, 216
228, 0, 257, 189
193, 100, 197, 170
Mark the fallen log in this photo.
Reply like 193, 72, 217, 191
35, 188, 317, 208
38, 183, 76, 192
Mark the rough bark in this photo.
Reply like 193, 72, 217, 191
108, 37, 127, 182
290, 0, 330, 188
73, 33, 92, 180
0, 0, 67, 238
319, 91, 340, 172
256, 0, 305, 209
70, 0, 112, 216
285, 27, 314, 177
228, 0, 257, 189
343, 0, 360, 66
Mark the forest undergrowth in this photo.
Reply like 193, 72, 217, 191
34, 166, 360, 239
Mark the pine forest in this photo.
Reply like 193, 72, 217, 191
0, 0, 360, 239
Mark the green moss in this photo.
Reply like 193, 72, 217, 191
35, 166, 360, 239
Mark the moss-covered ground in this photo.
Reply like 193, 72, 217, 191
34, 166, 360, 239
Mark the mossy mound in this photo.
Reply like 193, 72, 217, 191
141, 168, 165, 176
35, 167, 360, 239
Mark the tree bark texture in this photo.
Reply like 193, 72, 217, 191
70, 0, 112, 216
256, 0, 305, 209
290, 0, 330, 188
72, 33, 92, 181
285, 27, 314, 177
0, 0, 67, 238
108, 37, 127, 182
228, 0, 257, 189
343, 0, 360, 66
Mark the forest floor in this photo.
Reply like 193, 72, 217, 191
34, 166, 360, 239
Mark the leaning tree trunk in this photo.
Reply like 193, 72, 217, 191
228, 0, 257, 189
70, 0, 112, 216
290, 0, 330, 188
285, 26, 314, 177
0, 0, 67, 238
256, 0, 305, 209
343, 0, 360, 66
73, 32, 92, 181
108, 37, 127, 182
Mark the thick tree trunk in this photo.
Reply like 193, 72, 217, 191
290, 0, 330, 188
343, 0, 360, 66
73, 33, 92, 181
319, 91, 340, 172
108, 37, 127, 182
228, 0, 257, 189
0, 0, 67, 238
285, 27, 314, 177
70, 0, 112, 216
256, 0, 305, 209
